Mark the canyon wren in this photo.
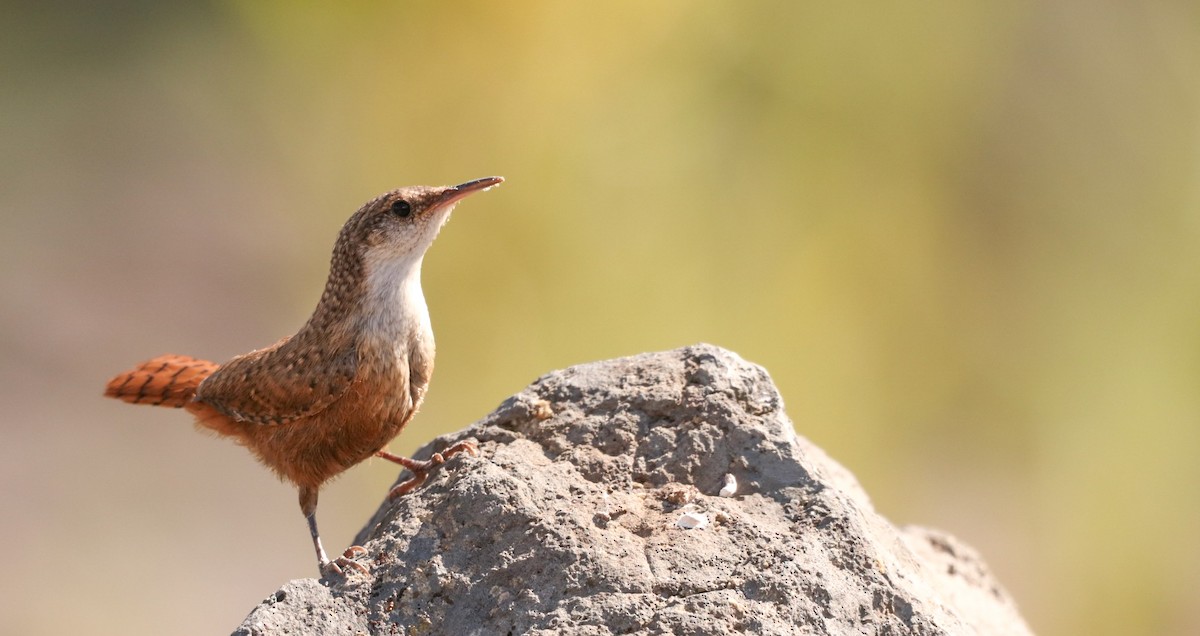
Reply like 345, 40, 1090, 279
104, 176, 503, 576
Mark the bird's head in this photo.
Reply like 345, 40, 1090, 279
345, 176, 504, 266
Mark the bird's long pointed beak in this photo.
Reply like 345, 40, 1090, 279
436, 176, 504, 208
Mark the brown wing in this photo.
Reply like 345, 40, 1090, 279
195, 336, 358, 425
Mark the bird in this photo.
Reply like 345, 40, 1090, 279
104, 176, 503, 576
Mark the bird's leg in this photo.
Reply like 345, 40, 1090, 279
377, 440, 478, 500
299, 486, 368, 577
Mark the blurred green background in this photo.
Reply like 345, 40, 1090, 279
2, 1, 1198, 634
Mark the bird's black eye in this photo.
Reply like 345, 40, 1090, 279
390, 199, 412, 217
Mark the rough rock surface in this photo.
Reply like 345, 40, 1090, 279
234, 344, 1032, 636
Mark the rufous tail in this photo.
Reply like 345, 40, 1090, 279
104, 354, 238, 436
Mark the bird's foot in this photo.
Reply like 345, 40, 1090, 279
378, 441, 479, 500
440, 440, 480, 460
320, 545, 370, 577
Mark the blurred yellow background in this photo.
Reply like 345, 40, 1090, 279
2, 2, 1198, 634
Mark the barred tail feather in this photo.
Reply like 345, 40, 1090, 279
105, 354, 218, 408
105, 354, 244, 437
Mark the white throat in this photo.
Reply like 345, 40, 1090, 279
360, 249, 431, 350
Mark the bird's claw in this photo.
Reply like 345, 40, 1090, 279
384, 440, 479, 500
442, 440, 479, 459
320, 545, 370, 577
386, 471, 429, 500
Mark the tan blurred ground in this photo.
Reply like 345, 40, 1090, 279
1, 2, 1198, 635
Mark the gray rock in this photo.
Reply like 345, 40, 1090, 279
234, 344, 1033, 636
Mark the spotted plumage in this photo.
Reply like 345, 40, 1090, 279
104, 177, 502, 576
